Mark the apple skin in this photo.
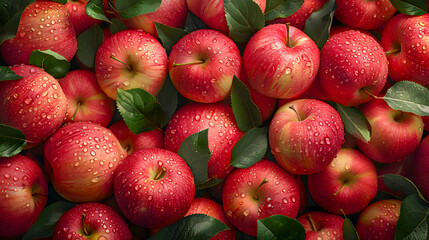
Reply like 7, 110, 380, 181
95, 29, 168, 100
269, 99, 345, 175
297, 211, 344, 240
307, 148, 378, 215
222, 159, 300, 237
185, 198, 236, 240
0, 65, 67, 147
114, 148, 195, 229
380, 13, 429, 85
356, 98, 423, 163
168, 29, 241, 103
356, 199, 402, 240
65, 0, 97, 35
318, 29, 388, 106
243, 24, 320, 99
44, 122, 127, 203
53, 202, 132, 240
59, 70, 115, 127
413, 135, 429, 200
0, 155, 48, 237
0, 1, 77, 65
164, 102, 244, 180
334, 0, 396, 30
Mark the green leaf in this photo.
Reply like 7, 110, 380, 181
382, 81, 429, 116
224, 0, 265, 43
110, 18, 127, 34
50, 0, 66, 4
334, 103, 371, 143
196, 178, 223, 190
304, 0, 336, 50
389, 0, 428, 15
230, 76, 262, 132
154, 22, 188, 54
343, 217, 360, 240
21, 201, 75, 240
149, 214, 229, 240
86, 0, 111, 23
156, 76, 178, 127
28, 50, 70, 78
0, 124, 27, 157
257, 214, 306, 240
177, 129, 211, 187
0, 66, 22, 81
76, 23, 104, 69
116, 0, 161, 20
230, 127, 267, 168
383, 174, 427, 201
116, 88, 166, 134
184, 12, 208, 33
264, 0, 304, 22
0, 0, 35, 45
395, 194, 429, 240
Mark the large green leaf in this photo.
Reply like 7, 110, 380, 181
28, 50, 70, 78
76, 23, 104, 69
334, 103, 371, 143
383, 174, 427, 201
395, 194, 429, 240
184, 12, 209, 33
110, 18, 128, 34
304, 0, 336, 50
389, 0, 428, 15
0, 124, 27, 157
264, 0, 304, 22
230, 127, 267, 168
0, 66, 22, 81
343, 216, 360, 240
86, 0, 111, 23
382, 81, 429, 116
0, 0, 35, 45
154, 22, 188, 54
116, 0, 161, 20
257, 215, 306, 240
156, 76, 178, 127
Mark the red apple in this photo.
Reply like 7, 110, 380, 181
307, 148, 378, 215
168, 29, 241, 103
65, 0, 97, 35
0, 155, 48, 237
297, 211, 344, 240
243, 24, 320, 99
269, 99, 345, 175
222, 159, 300, 236
164, 102, 244, 180
95, 29, 168, 100
114, 148, 195, 229
59, 70, 115, 127
44, 122, 127, 203
53, 202, 132, 240
0, 65, 67, 147
413, 135, 429, 200
0, 1, 77, 65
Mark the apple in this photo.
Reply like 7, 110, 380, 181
164, 102, 244, 180
356, 98, 423, 163
53, 202, 132, 240
356, 199, 402, 240
243, 24, 320, 99
58, 70, 116, 127
307, 148, 378, 215
295, 175, 308, 214
318, 29, 388, 106
114, 148, 195, 229
0, 1, 77, 65
297, 211, 344, 239
269, 99, 345, 175
412, 135, 429, 200
95, 29, 168, 100
185, 198, 236, 240
65, 0, 97, 35
44, 122, 127, 203
380, 13, 429, 85
168, 29, 241, 103
0, 155, 48, 237
222, 159, 300, 236
0, 65, 67, 148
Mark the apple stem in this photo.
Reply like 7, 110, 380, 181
253, 178, 268, 200
289, 105, 302, 121
154, 167, 166, 180
307, 215, 319, 232
286, 23, 292, 48
172, 60, 205, 67
362, 89, 378, 99
333, 184, 346, 196
71, 101, 81, 121
385, 48, 400, 56
82, 214, 90, 236
110, 55, 132, 71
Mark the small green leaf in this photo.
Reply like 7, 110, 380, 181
149, 214, 229, 240
230, 76, 262, 132
230, 127, 267, 168
382, 81, 429, 116
76, 23, 104, 69
184, 12, 208, 33
389, 0, 428, 15
264, 0, 304, 22
116, 0, 161, 20
21, 201, 75, 240
177, 129, 211, 187
0, 0, 35, 45
0, 124, 27, 157
154, 22, 188, 54
86, 0, 111, 23
156, 76, 178, 127
28, 50, 70, 78
0, 66, 22, 81
224, 0, 265, 43
196, 178, 223, 190
257, 214, 306, 240
334, 103, 371, 143
304, 0, 336, 50
116, 88, 166, 134
383, 174, 427, 201
343, 217, 360, 240
110, 18, 127, 34
395, 194, 429, 240
50, 0, 66, 4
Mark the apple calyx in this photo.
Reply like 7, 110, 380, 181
71, 101, 81, 121
253, 178, 268, 200
306, 214, 320, 232
286, 23, 293, 48
289, 105, 302, 121
172, 60, 205, 67
110, 55, 133, 71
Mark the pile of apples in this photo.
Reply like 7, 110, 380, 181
0, 0, 428, 239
